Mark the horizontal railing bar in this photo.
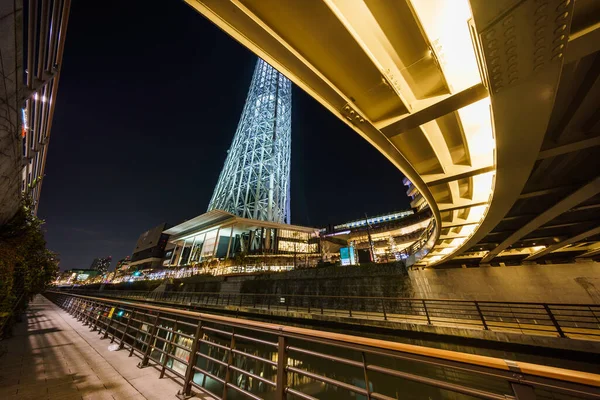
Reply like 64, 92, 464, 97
287, 346, 364, 368
199, 338, 230, 352
369, 392, 398, 400
228, 364, 276, 387
197, 352, 228, 367
231, 349, 277, 367
203, 326, 233, 336
366, 364, 509, 400
191, 366, 225, 384
232, 333, 277, 348
167, 341, 192, 353
287, 366, 368, 396
175, 320, 197, 328
285, 387, 318, 400
165, 353, 189, 367
225, 382, 263, 400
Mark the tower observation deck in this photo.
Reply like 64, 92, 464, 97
208, 58, 292, 224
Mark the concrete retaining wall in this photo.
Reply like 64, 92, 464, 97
177, 262, 600, 304
408, 262, 600, 303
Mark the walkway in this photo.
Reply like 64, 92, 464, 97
0, 295, 190, 400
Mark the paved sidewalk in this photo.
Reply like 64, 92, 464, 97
0, 295, 189, 400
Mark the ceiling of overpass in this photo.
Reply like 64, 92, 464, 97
460, 0, 600, 264
186, 0, 600, 266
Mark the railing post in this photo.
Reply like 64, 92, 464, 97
82, 301, 92, 326
320, 299, 324, 315
223, 328, 236, 400
307, 297, 311, 314
276, 335, 287, 400
268, 295, 271, 310
138, 313, 161, 368
75, 299, 84, 320
77, 300, 87, 321
422, 300, 431, 325
119, 308, 135, 350
103, 311, 114, 340
226, 294, 231, 306
381, 299, 387, 321
474, 301, 488, 330
544, 304, 566, 338
361, 352, 372, 400
178, 321, 203, 399
90, 302, 100, 331
160, 320, 178, 379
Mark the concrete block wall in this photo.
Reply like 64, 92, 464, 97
408, 262, 600, 303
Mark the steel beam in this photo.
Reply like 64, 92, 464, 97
537, 136, 600, 160
518, 185, 577, 199
482, 177, 600, 262
565, 21, 600, 64
426, 166, 495, 187
382, 83, 488, 138
576, 245, 600, 259
547, 54, 600, 143
524, 226, 600, 261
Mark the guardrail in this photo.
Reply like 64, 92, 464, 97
59, 288, 600, 341
44, 291, 600, 400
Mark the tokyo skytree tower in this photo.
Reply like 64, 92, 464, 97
208, 59, 292, 224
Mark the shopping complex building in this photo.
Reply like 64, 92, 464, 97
163, 210, 321, 274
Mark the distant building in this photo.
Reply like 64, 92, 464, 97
90, 256, 111, 274
58, 269, 101, 285
162, 243, 176, 268
115, 256, 131, 273
130, 223, 171, 271
322, 210, 432, 263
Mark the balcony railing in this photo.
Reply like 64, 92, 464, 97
57, 288, 600, 342
45, 291, 600, 400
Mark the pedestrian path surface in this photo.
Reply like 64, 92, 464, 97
0, 295, 191, 400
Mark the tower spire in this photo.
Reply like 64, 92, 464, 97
208, 58, 292, 223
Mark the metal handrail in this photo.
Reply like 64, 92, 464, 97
44, 291, 600, 400
58, 288, 600, 341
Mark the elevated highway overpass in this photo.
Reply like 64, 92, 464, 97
184, 0, 600, 267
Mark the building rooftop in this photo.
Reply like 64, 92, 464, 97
164, 209, 319, 240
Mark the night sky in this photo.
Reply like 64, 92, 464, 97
38, 1, 410, 271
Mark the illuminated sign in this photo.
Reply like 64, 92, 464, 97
340, 246, 356, 266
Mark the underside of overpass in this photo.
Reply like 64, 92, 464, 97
185, 0, 600, 267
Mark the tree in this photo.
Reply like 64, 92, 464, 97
0, 196, 59, 337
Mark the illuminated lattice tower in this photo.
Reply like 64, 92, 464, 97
208, 59, 292, 223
